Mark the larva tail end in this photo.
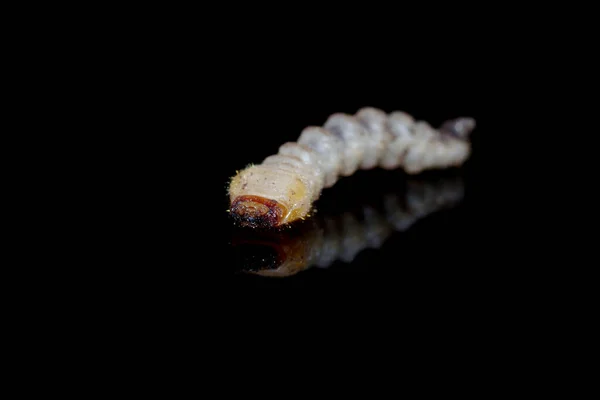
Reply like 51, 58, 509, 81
230, 195, 286, 229
439, 117, 476, 139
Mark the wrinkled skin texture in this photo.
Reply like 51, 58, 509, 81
229, 107, 475, 228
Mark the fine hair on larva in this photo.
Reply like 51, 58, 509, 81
232, 176, 465, 278
228, 107, 475, 228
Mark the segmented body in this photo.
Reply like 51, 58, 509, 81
229, 107, 475, 228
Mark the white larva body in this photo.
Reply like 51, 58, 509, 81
229, 107, 475, 228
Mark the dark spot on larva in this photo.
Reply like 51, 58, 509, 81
230, 195, 286, 228
242, 183, 247, 189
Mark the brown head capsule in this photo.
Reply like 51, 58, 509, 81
230, 195, 286, 228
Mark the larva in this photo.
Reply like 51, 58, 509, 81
228, 107, 475, 228
232, 176, 464, 278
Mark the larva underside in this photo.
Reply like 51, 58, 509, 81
232, 176, 464, 278
229, 107, 475, 228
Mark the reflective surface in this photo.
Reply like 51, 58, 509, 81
230, 171, 465, 278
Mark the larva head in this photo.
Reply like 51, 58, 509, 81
228, 165, 311, 228
230, 195, 285, 229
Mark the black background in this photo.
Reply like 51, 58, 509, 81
105, 23, 533, 328
133, 63, 514, 304
21, 4, 580, 377
34, 10, 581, 372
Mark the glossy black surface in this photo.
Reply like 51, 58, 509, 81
171, 98, 495, 288
229, 171, 467, 278
36, 13, 556, 362
114, 57, 517, 321
210, 107, 489, 289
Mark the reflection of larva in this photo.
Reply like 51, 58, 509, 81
229, 107, 475, 228
232, 176, 464, 278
